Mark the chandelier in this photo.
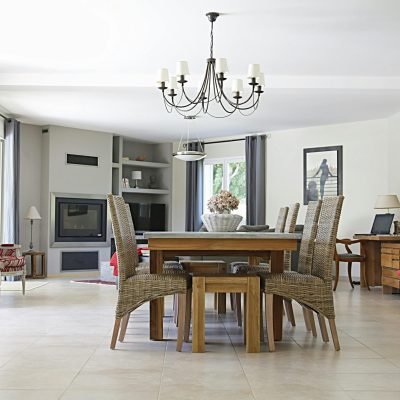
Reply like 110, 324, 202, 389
157, 12, 265, 118
173, 116, 206, 162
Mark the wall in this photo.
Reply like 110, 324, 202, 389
266, 119, 389, 236
387, 112, 400, 221
19, 124, 42, 252
42, 126, 113, 275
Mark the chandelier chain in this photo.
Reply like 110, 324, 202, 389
210, 20, 214, 59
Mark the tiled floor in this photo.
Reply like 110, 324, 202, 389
1, 278, 400, 399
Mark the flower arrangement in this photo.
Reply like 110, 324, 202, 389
207, 190, 240, 213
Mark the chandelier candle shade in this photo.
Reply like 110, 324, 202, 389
24, 206, 42, 251
157, 12, 265, 118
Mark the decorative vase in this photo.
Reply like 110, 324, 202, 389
201, 213, 243, 232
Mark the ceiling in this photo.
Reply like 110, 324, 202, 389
1, 0, 400, 142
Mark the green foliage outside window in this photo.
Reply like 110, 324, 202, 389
229, 162, 246, 200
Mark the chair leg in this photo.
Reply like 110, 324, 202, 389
22, 274, 26, 295
265, 293, 275, 352
119, 313, 130, 342
284, 299, 296, 327
235, 293, 242, 327
347, 262, 354, 289
110, 318, 122, 349
173, 294, 178, 326
230, 293, 235, 311
176, 293, 186, 352
328, 318, 340, 351
302, 306, 312, 331
184, 289, 192, 343
260, 293, 265, 343
318, 314, 329, 342
333, 261, 340, 291
307, 309, 317, 337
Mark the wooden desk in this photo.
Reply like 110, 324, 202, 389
144, 232, 299, 342
353, 235, 400, 290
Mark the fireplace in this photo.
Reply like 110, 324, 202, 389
52, 195, 107, 244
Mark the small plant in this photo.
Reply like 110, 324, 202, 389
207, 190, 239, 213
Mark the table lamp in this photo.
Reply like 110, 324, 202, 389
131, 171, 142, 188
374, 195, 400, 213
24, 206, 42, 250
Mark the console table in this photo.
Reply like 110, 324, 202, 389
353, 235, 400, 292
23, 250, 47, 279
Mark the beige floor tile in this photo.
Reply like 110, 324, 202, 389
0, 389, 64, 400
345, 391, 400, 400
2, 278, 400, 399
60, 389, 159, 400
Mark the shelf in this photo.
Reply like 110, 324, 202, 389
122, 160, 170, 168
121, 188, 169, 195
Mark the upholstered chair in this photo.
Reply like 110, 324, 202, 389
0, 245, 26, 295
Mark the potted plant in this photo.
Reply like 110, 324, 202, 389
202, 190, 243, 231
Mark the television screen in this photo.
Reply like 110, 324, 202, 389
128, 203, 166, 233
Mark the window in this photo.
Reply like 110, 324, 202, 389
203, 157, 246, 220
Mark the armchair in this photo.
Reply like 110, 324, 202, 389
0, 245, 26, 295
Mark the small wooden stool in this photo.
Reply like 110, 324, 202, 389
23, 251, 47, 279
192, 274, 260, 353
180, 260, 227, 314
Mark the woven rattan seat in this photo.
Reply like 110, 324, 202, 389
263, 196, 344, 352
108, 195, 189, 351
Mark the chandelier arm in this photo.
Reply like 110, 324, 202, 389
163, 89, 202, 112
174, 104, 204, 117
235, 95, 262, 111
163, 97, 173, 113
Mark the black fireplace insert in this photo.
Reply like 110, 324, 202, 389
55, 197, 107, 242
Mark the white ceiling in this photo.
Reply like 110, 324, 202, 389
1, 0, 400, 141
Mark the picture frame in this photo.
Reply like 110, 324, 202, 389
303, 145, 343, 205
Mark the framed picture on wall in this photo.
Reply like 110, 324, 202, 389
303, 145, 343, 205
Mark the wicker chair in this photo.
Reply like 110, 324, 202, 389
108, 195, 189, 351
0, 245, 26, 295
264, 196, 344, 352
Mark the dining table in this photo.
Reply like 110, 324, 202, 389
144, 231, 300, 345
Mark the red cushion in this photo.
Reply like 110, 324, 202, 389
0, 256, 25, 270
109, 248, 142, 276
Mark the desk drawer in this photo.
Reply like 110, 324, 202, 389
382, 268, 400, 279
382, 276, 400, 289
381, 253, 400, 269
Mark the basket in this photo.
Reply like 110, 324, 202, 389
201, 213, 243, 232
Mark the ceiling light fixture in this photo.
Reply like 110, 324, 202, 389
173, 116, 206, 162
157, 12, 264, 118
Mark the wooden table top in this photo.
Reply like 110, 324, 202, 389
353, 234, 400, 241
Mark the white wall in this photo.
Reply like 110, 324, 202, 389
19, 124, 42, 252
266, 119, 389, 236
42, 126, 113, 275
387, 112, 400, 221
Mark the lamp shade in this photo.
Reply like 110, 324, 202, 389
131, 171, 142, 180
374, 195, 400, 209
25, 206, 41, 220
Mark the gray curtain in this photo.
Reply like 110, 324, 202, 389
185, 142, 204, 232
245, 135, 266, 225
2, 119, 20, 243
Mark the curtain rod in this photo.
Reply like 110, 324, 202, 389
0, 112, 8, 120
204, 138, 245, 145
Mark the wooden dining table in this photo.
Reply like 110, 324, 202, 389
144, 231, 300, 345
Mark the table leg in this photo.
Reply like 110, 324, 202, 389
192, 277, 205, 353
246, 276, 260, 353
150, 250, 164, 340
270, 250, 284, 341
42, 254, 47, 278
217, 293, 226, 314
360, 241, 381, 287
32, 256, 37, 278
